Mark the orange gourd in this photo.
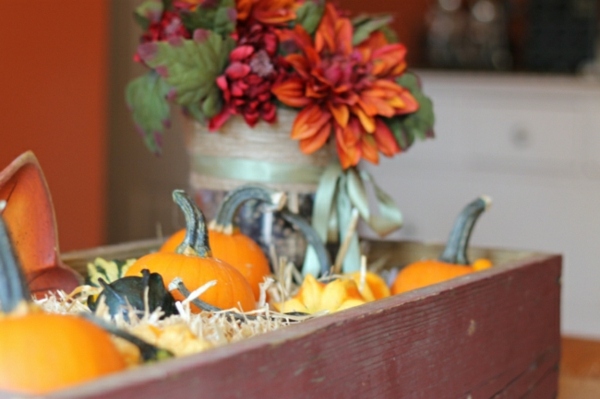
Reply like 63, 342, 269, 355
161, 185, 286, 300
392, 196, 493, 295
274, 274, 366, 314
0, 151, 82, 296
0, 208, 126, 394
347, 270, 391, 301
126, 190, 256, 312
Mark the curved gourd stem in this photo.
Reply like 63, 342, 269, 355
211, 184, 287, 233
279, 209, 331, 277
439, 196, 492, 265
0, 207, 31, 313
172, 190, 212, 258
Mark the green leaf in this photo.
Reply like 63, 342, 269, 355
213, 4, 237, 36
296, 0, 325, 35
180, 0, 236, 37
385, 72, 435, 150
185, 103, 207, 124
125, 71, 172, 154
134, 0, 164, 29
133, 12, 151, 31
384, 117, 414, 151
142, 32, 234, 121
379, 25, 398, 43
352, 14, 394, 45
201, 85, 221, 116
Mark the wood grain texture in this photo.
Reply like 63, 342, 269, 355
16, 244, 558, 399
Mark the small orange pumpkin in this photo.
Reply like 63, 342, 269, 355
0, 209, 126, 394
392, 196, 493, 295
161, 185, 286, 301
127, 190, 256, 312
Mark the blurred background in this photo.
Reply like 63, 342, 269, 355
1, 0, 600, 340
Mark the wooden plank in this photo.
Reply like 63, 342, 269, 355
31, 251, 561, 399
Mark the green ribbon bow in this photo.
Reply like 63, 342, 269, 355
302, 162, 404, 276
190, 151, 402, 275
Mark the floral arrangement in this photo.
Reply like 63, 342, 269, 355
126, 0, 434, 169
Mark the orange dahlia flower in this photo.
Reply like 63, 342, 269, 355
236, 0, 298, 25
271, 4, 419, 168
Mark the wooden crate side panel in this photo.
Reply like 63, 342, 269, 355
43, 254, 560, 399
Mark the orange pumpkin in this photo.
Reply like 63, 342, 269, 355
0, 313, 127, 394
392, 196, 493, 295
0, 210, 126, 394
160, 228, 185, 253
391, 261, 474, 295
127, 190, 256, 312
161, 185, 286, 301
161, 228, 270, 301
0, 151, 82, 296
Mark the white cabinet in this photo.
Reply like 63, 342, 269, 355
364, 71, 600, 338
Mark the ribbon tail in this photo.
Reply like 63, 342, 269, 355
336, 176, 361, 273
302, 247, 321, 277
302, 163, 342, 277
360, 169, 403, 236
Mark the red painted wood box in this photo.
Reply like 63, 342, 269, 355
11, 239, 562, 399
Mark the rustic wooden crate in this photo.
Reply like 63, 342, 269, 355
19, 240, 562, 399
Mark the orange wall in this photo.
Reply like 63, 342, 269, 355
0, 1, 108, 251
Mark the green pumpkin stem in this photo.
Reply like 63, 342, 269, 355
80, 313, 173, 362
279, 209, 331, 277
172, 190, 212, 258
439, 196, 492, 265
0, 205, 31, 312
211, 184, 287, 233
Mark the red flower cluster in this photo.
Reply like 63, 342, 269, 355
209, 23, 287, 129
208, 0, 298, 129
134, 10, 190, 63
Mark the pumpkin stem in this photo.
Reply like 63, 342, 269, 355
279, 209, 331, 277
0, 208, 31, 312
211, 184, 287, 233
80, 313, 173, 362
172, 190, 211, 258
439, 196, 492, 265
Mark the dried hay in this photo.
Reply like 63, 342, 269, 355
33, 259, 312, 366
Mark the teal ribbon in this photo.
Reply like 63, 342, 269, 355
191, 155, 326, 185
302, 162, 404, 276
